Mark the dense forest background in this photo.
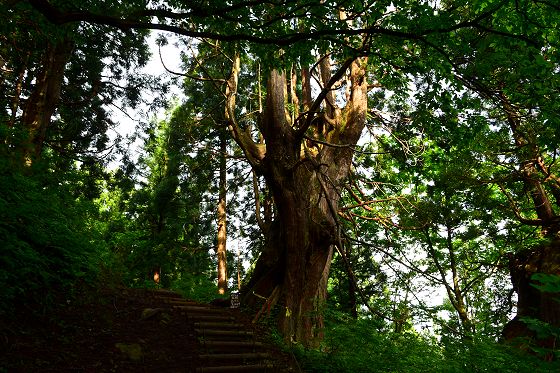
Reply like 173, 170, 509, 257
1, 0, 560, 371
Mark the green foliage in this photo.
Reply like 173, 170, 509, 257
0, 1, 156, 312
171, 271, 222, 303
530, 273, 560, 295
328, 247, 388, 319
0, 152, 108, 313
96, 103, 222, 290
292, 311, 560, 373
513, 273, 560, 359
519, 316, 559, 344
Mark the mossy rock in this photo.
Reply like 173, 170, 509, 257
115, 342, 143, 361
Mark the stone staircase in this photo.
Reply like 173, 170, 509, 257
147, 289, 294, 372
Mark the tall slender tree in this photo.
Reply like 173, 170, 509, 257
217, 129, 228, 294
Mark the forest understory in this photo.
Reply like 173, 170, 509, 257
0, 286, 299, 372
2, 283, 559, 373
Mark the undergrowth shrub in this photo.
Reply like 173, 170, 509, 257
0, 157, 107, 313
292, 310, 560, 372
171, 271, 221, 302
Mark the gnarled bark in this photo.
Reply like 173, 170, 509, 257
235, 58, 368, 346
503, 241, 560, 352
499, 93, 560, 350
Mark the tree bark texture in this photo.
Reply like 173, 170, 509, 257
500, 93, 560, 349
217, 132, 228, 295
20, 38, 73, 162
503, 241, 560, 350
233, 58, 368, 346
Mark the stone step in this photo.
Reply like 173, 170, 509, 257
158, 298, 199, 305
195, 364, 274, 373
188, 315, 237, 322
201, 340, 264, 351
174, 305, 225, 313
146, 289, 182, 297
194, 322, 245, 329
199, 352, 270, 360
195, 329, 254, 338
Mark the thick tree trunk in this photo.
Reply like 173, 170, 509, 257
241, 165, 337, 345
503, 241, 560, 351
504, 166, 560, 350
238, 59, 368, 346
240, 75, 332, 338
20, 39, 73, 163
271, 174, 335, 344
500, 93, 560, 351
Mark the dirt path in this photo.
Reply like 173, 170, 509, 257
1, 287, 299, 372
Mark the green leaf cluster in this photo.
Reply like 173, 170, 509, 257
292, 310, 560, 372
0, 149, 107, 313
